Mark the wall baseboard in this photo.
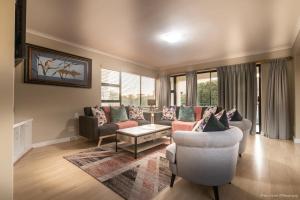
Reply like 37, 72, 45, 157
293, 137, 300, 144
32, 136, 81, 148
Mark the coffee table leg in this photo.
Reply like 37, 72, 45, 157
134, 137, 137, 159
115, 133, 118, 152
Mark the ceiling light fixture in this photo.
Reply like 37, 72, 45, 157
159, 31, 185, 44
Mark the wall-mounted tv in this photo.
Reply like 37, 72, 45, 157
15, 0, 26, 65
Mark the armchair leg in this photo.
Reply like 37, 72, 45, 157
213, 186, 219, 200
170, 174, 176, 187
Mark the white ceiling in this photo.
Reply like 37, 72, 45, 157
27, 0, 300, 68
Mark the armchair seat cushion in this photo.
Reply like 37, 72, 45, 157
166, 143, 176, 164
98, 123, 118, 137
115, 120, 138, 129
172, 120, 196, 133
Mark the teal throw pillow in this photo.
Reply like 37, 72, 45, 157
110, 106, 128, 123
178, 106, 195, 122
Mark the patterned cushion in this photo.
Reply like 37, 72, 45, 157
115, 120, 138, 129
215, 110, 229, 128
111, 106, 128, 123
178, 106, 195, 122
91, 107, 107, 126
199, 106, 218, 130
202, 114, 226, 132
227, 108, 243, 121
128, 106, 145, 120
161, 106, 176, 121
172, 120, 196, 133
101, 106, 111, 123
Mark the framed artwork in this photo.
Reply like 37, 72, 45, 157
25, 44, 92, 88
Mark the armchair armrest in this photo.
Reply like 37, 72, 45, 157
166, 143, 176, 163
79, 116, 98, 140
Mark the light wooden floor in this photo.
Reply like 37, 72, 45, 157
14, 135, 300, 200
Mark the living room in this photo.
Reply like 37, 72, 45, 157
1, 0, 300, 200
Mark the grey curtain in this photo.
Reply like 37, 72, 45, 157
158, 74, 170, 109
217, 63, 257, 133
186, 71, 197, 106
264, 58, 290, 139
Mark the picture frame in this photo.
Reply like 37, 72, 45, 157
25, 44, 92, 88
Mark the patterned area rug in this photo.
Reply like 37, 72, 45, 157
64, 144, 171, 200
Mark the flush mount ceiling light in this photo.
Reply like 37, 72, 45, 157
159, 31, 185, 44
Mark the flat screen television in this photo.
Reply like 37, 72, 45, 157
15, 0, 26, 65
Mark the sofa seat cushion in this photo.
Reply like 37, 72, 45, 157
136, 120, 150, 126
166, 143, 176, 164
172, 120, 196, 133
98, 123, 118, 137
115, 120, 138, 129
156, 120, 172, 126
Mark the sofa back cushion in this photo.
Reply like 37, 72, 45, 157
194, 106, 202, 121
84, 107, 93, 116
178, 106, 195, 122
111, 106, 128, 123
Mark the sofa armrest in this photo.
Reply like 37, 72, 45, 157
79, 116, 98, 140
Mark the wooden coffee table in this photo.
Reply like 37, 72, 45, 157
116, 124, 172, 159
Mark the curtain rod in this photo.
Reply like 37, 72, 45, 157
169, 56, 293, 76
255, 56, 293, 64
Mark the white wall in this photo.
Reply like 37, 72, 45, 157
0, 0, 15, 199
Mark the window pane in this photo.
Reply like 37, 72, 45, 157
197, 72, 218, 106
141, 76, 155, 106
210, 72, 218, 106
121, 72, 140, 106
101, 102, 120, 106
101, 69, 120, 85
101, 86, 120, 101
197, 73, 211, 106
170, 77, 174, 90
176, 76, 186, 106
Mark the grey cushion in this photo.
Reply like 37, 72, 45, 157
156, 120, 172, 126
166, 143, 176, 164
98, 123, 118, 137
136, 120, 151, 126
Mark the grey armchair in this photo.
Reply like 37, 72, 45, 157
229, 119, 252, 157
166, 127, 243, 200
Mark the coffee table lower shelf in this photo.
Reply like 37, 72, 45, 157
117, 138, 169, 159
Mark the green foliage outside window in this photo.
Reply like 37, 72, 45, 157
197, 80, 218, 106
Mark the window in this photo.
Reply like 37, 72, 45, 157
141, 76, 155, 106
170, 75, 187, 106
101, 69, 155, 106
121, 72, 141, 106
197, 71, 218, 106
101, 69, 120, 106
